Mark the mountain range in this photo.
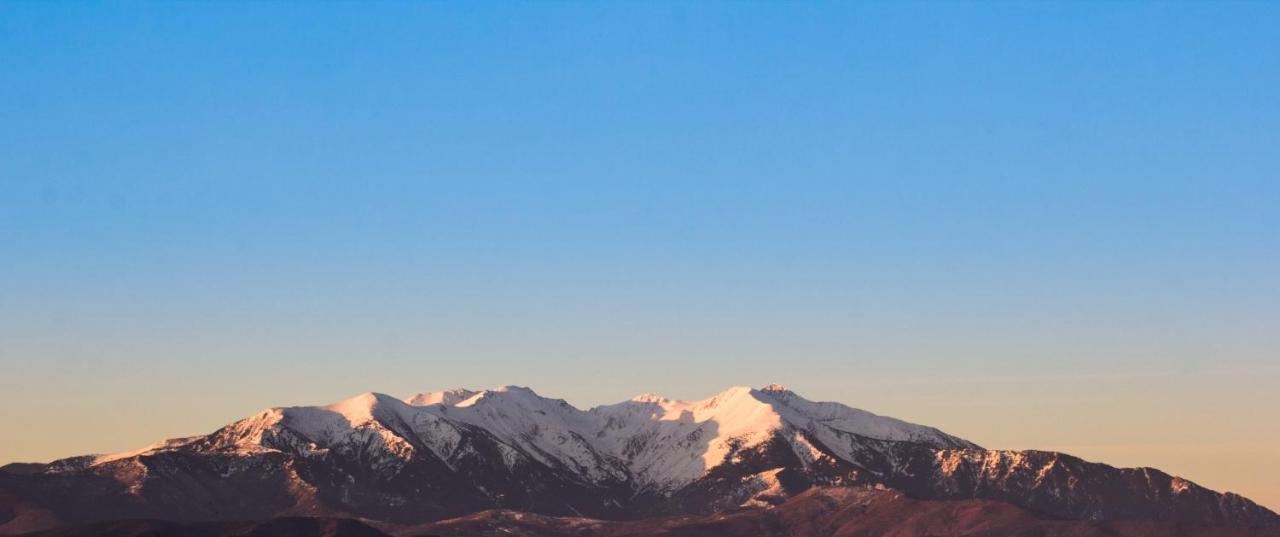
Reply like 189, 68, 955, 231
2, 384, 1277, 536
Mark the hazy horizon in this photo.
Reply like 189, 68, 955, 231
3, 1, 1278, 512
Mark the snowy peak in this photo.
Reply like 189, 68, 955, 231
760, 383, 790, 393
403, 385, 565, 409
275, 384, 973, 489
404, 388, 477, 407
599, 385, 972, 449
85, 384, 972, 488
629, 393, 667, 404
19, 383, 1278, 531
422, 384, 624, 482
577, 385, 978, 490
321, 391, 402, 423
750, 387, 976, 449
455, 385, 563, 408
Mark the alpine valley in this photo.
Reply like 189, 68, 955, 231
2, 385, 1277, 536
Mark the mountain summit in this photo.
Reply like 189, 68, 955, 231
1, 385, 1276, 535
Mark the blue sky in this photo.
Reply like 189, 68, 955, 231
2, 1, 1279, 507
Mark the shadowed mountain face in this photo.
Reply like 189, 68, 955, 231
14, 517, 392, 537
401, 488, 1280, 537
1, 385, 1276, 535
17, 489, 1280, 537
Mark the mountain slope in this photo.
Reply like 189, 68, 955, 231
399, 487, 1280, 537
1, 385, 1275, 534
891, 448, 1280, 528
17, 517, 391, 537
21, 489, 1280, 537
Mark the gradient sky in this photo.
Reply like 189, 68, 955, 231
2, 1, 1278, 510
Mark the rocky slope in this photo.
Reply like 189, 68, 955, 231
401, 487, 1280, 537
20, 489, 1280, 537
1, 385, 1276, 534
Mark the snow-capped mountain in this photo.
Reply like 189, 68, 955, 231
1, 385, 1276, 535
391, 383, 973, 492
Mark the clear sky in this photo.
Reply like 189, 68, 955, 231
2, 1, 1278, 510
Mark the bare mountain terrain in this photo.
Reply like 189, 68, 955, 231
15, 489, 1280, 537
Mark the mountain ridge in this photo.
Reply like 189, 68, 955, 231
1, 384, 1276, 535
